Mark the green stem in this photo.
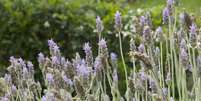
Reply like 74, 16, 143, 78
118, 31, 128, 89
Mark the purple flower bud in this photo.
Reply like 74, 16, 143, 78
149, 78, 157, 93
138, 43, 145, 53
83, 42, 92, 54
156, 26, 163, 34
189, 24, 197, 47
1, 96, 9, 101
190, 23, 197, 34
98, 38, 107, 49
22, 67, 29, 79
18, 58, 26, 68
154, 47, 160, 57
114, 11, 122, 31
162, 87, 168, 96
46, 73, 54, 84
180, 38, 186, 49
162, 7, 170, 24
94, 56, 102, 71
38, 52, 45, 64
139, 71, 147, 81
9, 56, 16, 64
4, 74, 12, 85
11, 85, 17, 94
143, 26, 151, 42
62, 73, 73, 86
48, 39, 57, 48
112, 69, 118, 82
110, 52, 117, 62
96, 16, 104, 33
27, 61, 34, 72
60, 57, 66, 66
180, 48, 188, 66
140, 16, 146, 27
167, 0, 174, 6
77, 60, 89, 78
179, 13, 185, 25
51, 56, 60, 65
48, 39, 60, 56
41, 96, 47, 101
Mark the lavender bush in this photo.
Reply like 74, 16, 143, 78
1, 0, 201, 101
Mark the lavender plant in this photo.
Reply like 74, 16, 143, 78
1, 0, 201, 101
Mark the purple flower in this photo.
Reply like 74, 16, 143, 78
51, 56, 60, 65
156, 26, 163, 34
38, 52, 45, 64
149, 78, 157, 92
4, 74, 12, 85
96, 16, 104, 33
110, 52, 117, 61
190, 23, 197, 34
76, 60, 89, 78
94, 56, 102, 71
138, 43, 145, 53
9, 56, 16, 64
139, 71, 147, 81
1, 96, 9, 101
48, 39, 60, 56
180, 38, 186, 49
83, 42, 91, 54
114, 11, 122, 31
22, 67, 29, 79
98, 38, 107, 49
112, 69, 118, 82
11, 85, 17, 94
18, 58, 26, 68
140, 16, 146, 26
179, 13, 185, 24
143, 26, 151, 42
167, 0, 174, 6
180, 48, 188, 66
41, 96, 47, 101
154, 47, 160, 57
62, 72, 73, 86
27, 61, 34, 72
46, 73, 54, 84
162, 87, 168, 96
48, 39, 57, 48
162, 7, 170, 24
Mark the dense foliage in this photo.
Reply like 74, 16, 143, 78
0, 0, 128, 67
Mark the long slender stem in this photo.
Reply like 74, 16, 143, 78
118, 31, 128, 90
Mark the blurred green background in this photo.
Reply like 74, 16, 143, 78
0, 0, 200, 71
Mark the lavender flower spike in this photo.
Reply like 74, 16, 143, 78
83, 42, 92, 54
46, 73, 54, 85
110, 52, 117, 62
190, 23, 197, 34
114, 11, 122, 31
98, 38, 108, 57
96, 16, 104, 33
162, 7, 170, 24
98, 38, 107, 49
167, 0, 174, 6
38, 52, 45, 64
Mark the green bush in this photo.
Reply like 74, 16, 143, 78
0, 0, 128, 68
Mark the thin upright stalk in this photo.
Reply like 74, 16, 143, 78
118, 31, 128, 90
